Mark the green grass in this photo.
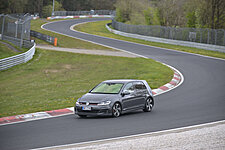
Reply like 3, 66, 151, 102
31, 19, 113, 50
0, 49, 173, 117
0, 40, 28, 59
74, 20, 225, 59
0, 42, 18, 59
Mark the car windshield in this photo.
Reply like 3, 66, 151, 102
90, 83, 123, 94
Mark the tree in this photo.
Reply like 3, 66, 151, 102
185, 0, 225, 29
54, 1, 65, 11
0, 0, 10, 14
42, 5, 52, 18
25, 0, 44, 16
144, 7, 160, 25
186, 11, 197, 28
115, 0, 160, 25
157, 0, 186, 27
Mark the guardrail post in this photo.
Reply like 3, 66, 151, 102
1, 15, 5, 40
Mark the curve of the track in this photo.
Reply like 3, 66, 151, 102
0, 18, 225, 150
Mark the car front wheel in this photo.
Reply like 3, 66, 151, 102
143, 98, 154, 112
112, 102, 122, 117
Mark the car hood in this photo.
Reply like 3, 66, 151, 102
80, 93, 119, 103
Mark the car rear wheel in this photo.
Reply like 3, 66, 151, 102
112, 102, 121, 117
143, 98, 154, 112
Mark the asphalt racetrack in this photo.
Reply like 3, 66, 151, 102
0, 18, 224, 150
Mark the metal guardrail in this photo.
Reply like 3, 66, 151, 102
30, 30, 56, 45
112, 19, 225, 47
0, 43, 36, 71
106, 23, 225, 53
53, 10, 115, 16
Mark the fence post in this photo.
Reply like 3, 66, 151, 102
1, 15, 5, 40
200, 29, 202, 43
214, 29, 217, 45
223, 29, 225, 46
20, 22, 24, 48
15, 20, 18, 38
207, 29, 210, 44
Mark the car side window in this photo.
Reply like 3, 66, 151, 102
123, 83, 135, 93
134, 82, 147, 92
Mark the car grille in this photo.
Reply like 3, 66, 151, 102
77, 108, 109, 114
79, 102, 98, 105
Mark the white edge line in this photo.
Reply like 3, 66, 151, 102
41, 20, 148, 59
1, 19, 183, 126
0, 112, 74, 127
33, 120, 225, 150
1, 19, 223, 148
72, 21, 225, 61
70, 23, 185, 96
21, 18, 225, 149
42, 20, 185, 95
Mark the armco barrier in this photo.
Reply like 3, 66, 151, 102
30, 30, 57, 46
106, 23, 225, 53
0, 43, 36, 71
53, 10, 115, 16
47, 15, 112, 20
111, 19, 225, 47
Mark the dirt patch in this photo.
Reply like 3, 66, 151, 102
63, 64, 72, 69
44, 69, 60, 74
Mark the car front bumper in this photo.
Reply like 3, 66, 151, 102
75, 105, 112, 116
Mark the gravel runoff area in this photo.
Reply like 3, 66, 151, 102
40, 121, 225, 150
36, 45, 138, 58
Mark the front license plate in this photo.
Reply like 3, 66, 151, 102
82, 106, 91, 111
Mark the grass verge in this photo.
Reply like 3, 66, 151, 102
31, 19, 113, 50
0, 49, 173, 117
74, 20, 225, 59
0, 40, 28, 59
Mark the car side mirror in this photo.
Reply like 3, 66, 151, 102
121, 91, 130, 97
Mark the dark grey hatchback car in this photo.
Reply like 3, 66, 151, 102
75, 79, 154, 118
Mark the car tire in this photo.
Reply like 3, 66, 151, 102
143, 98, 154, 112
112, 102, 122, 117
78, 115, 87, 118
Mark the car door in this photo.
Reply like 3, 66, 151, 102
121, 82, 136, 111
133, 81, 147, 108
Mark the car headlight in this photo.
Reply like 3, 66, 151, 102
76, 98, 80, 105
97, 101, 111, 106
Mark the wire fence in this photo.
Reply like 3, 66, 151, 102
0, 13, 35, 70
112, 19, 225, 46
53, 10, 115, 16
0, 13, 32, 48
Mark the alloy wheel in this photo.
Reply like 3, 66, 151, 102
112, 103, 121, 117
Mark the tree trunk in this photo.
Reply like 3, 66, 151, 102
211, 0, 216, 29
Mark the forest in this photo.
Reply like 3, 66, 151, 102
0, 0, 116, 17
0, 0, 224, 29
115, 0, 225, 29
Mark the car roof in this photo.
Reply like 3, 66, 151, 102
103, 79, 145, 84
